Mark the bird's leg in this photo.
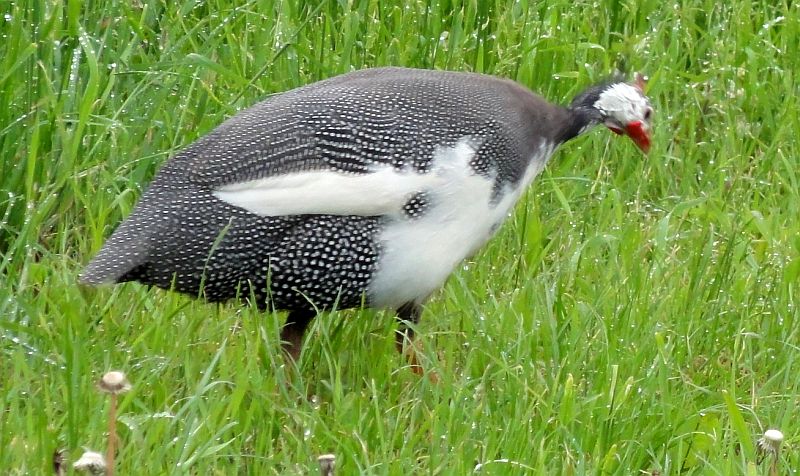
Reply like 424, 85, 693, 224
281, 309, 316, 361
396, 302, 438, 382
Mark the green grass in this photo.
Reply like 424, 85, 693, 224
2, 0, 799, 473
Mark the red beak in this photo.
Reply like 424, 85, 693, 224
625, 121, 651, 154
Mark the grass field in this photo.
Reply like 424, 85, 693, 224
2, 0, 799, 474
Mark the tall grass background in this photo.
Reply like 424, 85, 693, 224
1, 0, 798, 473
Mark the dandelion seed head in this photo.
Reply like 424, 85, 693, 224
764, 429, 784, 443
99, 371, 131, 394
73, 450, 106, 475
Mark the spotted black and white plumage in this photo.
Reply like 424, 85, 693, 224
81, 67, 653, 362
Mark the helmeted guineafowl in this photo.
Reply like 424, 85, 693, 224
80, 67, 653, 373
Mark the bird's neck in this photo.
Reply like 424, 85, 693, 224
556, 106, 602, 145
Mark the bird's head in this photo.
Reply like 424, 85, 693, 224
570, 74, 653, 153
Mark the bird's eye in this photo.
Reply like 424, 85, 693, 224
644, 108, 653, 121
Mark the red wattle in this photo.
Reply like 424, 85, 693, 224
625, 121, 651, 153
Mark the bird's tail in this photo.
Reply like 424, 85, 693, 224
79, 220, 152, 285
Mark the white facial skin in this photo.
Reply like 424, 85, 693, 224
593, 83, 653, 133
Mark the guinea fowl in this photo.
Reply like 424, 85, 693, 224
81, 67, 653, 374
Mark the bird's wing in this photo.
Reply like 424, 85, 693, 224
178, 75, 484, 217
